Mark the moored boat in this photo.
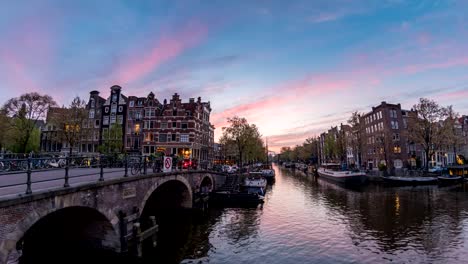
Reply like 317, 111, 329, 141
437, 175, 463, 184
210, 191, 264, 206
242, 176, 267, 196
317, 163, 367, 185
382, 176, 438, 185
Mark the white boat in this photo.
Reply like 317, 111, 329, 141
261, 169, 275, 179
243, 176, 267, 196
317, 163, 367, 185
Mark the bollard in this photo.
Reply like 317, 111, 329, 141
99, 155, 104, 181
150, 216, 158, 248
64, 157, 70, 187
25, 158, 32, 194
133, 222, 142, 257
118, 211, 128, 253
124, 154, 128, 177
143, 155, 147, 175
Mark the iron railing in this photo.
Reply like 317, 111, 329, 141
0, 154, 192, 196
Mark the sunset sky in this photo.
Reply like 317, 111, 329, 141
1, 0, 468, 152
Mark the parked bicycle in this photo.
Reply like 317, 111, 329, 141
131, 159, 160, 175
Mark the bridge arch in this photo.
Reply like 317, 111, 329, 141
13, 206, 119, 263
199, 174, 214, 193
140, 177, 193, 218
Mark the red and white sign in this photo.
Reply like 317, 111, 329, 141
163, 156, 172, 172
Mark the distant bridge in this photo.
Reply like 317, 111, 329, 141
0, 160, 227, 263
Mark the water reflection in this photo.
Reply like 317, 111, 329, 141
151, 165, 468, 263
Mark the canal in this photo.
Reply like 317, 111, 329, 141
150, 165, 468, 263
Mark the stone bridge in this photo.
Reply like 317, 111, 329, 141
0, 170, 226, 263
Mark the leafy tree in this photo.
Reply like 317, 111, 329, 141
220, 116, 264, 166
0, 110, 10, 151
1, 92, 56, 153
99, 123, 124, 154
324, 133, 337, 162
408, 98, 449, 171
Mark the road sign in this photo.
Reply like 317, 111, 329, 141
163, 156, 172, 172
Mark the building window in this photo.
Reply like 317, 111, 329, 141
111, 104, 117, 114
129, 101, 134, 107
393, 133, 400, 141
172, 122, 177, 128
103, 116, 109, 125
394, 159, 403, 168
393, 146, 401, 153
145, 133, 153, 142
110, 115, 116, 124
173, 109, 177, 116
159, 134, 167, 142
180, 134, 189, 142
172, 134, 176, 141
390, 109, 397, 118
118, 106, 123, 113
403, 118, 407, 129
391, 121, 399, 129
161, 122, 167, 129
89, 109, 95, 119
95, 119, 100, 128
112, 94, 117, 102
181, 123, 188, 129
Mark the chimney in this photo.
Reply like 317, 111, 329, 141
189, 98, 195, 103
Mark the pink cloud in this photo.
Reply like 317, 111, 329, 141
0, 17, 55, 96
439, 89, 468, 100
211, 74, 354, 143
116, 20, 209, 86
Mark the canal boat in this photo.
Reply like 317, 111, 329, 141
317, 163, 367, 185
437, 175, 463, 184
382, 176, 438, 185
242, 175, 267, 196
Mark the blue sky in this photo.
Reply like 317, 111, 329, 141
1, 0, 467, 151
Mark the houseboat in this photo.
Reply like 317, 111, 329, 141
317, 163, 367, 185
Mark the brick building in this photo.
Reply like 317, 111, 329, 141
360, 101, 417, 170
80, 90, 105, 153
101, 85, 127, 152
40, 85, 215, 168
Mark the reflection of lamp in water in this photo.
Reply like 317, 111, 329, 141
395, 195, 400, 215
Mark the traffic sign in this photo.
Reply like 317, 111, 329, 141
163, 156, 172, 172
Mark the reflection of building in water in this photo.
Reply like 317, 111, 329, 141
316, 179, 467, 254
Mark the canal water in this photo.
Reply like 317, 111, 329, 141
150, 165, 468, 264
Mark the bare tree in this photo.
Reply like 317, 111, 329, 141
347, 111, 363, 168
408, 98, 449, 171
444, 105, 461, 165
50, 97, 88, 156
2, 92, 57, 153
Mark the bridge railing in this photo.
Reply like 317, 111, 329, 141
0, 154, 188, 196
